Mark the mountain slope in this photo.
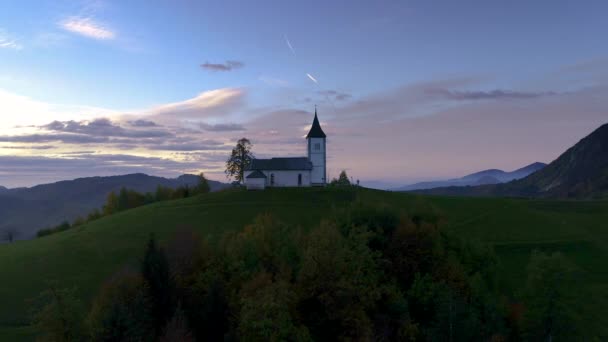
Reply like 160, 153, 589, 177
0, 174, 227, 240
415, 123, 608, 198
507, 123, 608, 198
395, 162, 546, 191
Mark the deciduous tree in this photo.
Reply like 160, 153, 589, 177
225, 138, 254, 182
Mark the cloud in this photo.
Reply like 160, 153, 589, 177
0, 30, 22, 50
426, 88, 556, 101
200, 122, 246, 132
128, 119, 158, 127
318, 90, 352, 101
0, 133, 108, 144
60, 16, 115, 40
151, 143, 228, 152
41, 118, 172, 138
0, 88, 120, 129
259, 76, 289, 87
284, 34, 296, 56
144, 88, 246, 123
0, 145, 55, 150
200, 60, 244, 72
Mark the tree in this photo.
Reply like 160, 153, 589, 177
87, 269, 154, 341
225, 138, 254, 182
33, 283, 85, 342
86, 209, 102, 222
195, 172, 211, 194
160, 305, 193, 342
330, 170, 351, 186
103, 191, 119, 216
522, 251, 580, 341
1, 228, 17, 243
141, 234, 175, 336
155, 185, 174, 202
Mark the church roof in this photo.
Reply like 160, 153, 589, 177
246, 170, 267, 179
247, 157, 313, 171
306, 110, 326, 138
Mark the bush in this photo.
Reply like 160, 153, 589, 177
37, 221, 71, 238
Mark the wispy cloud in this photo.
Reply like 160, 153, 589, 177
427, 88, 556, 101
200, 60, 244, 72
0, 30, 22, 50
318, 90, 352, 101
259, 76, 289, 87
306, 73, 318, 84
200, 122, 246, 132
144, 88, 246, 123
60, 16, 115, 40
284, 34, 296, 56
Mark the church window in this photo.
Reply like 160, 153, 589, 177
298, 174, 302, 186
270, 173, 275, 186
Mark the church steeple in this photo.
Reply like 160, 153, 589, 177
306, 108, 326, 138
306, 107, 327, 185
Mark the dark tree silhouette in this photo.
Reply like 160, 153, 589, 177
142, 234, 175, 336
225, 138, 254, 183
330, 170, 352, 186
1, 228, 17, 243
195, 172, 211, 194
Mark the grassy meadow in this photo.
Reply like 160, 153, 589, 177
1, 187, 607, 339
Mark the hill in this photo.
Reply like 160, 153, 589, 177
508, 122, 608, 198
394, 162, 546, 191
0, 188, 607, 339
414, 123, 608, 198
0, 174, 227, 240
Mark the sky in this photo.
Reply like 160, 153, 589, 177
0, 0, 607, 188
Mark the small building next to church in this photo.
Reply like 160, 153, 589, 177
244, 110, 327, 190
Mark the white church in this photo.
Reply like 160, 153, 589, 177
244, 110, 327, 190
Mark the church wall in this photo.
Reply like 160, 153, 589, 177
262, 170, 311, 187
246, 178, 266, 190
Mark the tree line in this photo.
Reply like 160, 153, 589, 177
31, 201, 581, 341
37, 174, 211, 238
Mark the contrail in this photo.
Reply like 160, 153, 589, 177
306, 73, 318, 84
284, 34, 296, 56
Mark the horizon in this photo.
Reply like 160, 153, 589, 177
1, 1, 608, 187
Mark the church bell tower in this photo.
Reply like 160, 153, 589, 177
306, 108, 327, 186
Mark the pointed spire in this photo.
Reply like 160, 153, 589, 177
306, 107, 326, 138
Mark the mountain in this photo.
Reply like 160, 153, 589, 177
0, 174, 228, 240
415, 123, 608, 199
394, 162, 546, 191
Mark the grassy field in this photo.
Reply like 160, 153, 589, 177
1, 187, 607, 339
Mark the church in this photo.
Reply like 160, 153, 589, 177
244, 110, 327, 190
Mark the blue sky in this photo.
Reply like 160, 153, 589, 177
0, 0, 607, 187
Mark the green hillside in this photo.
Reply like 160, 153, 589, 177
1, 188, 608, 339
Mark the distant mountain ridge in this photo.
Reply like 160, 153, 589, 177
0, 173, 228, 240
394, 162, 546, 191
415, 122, 608, 199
